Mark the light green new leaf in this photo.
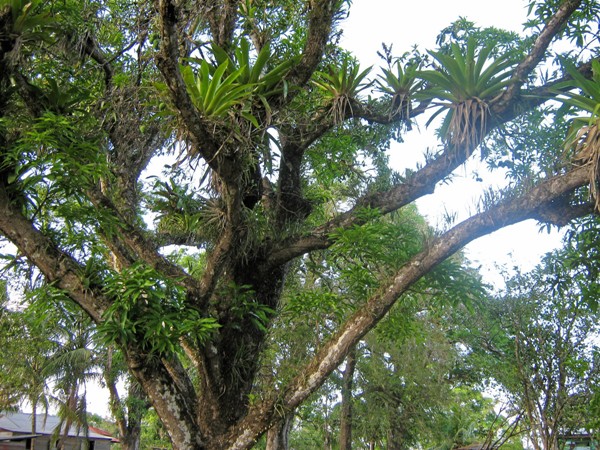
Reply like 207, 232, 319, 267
181, 60, 253, 118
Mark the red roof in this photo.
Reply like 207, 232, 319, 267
89, 425, 120, 443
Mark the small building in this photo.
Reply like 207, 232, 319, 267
0, 412, 115, 450
560, 434, 597, 450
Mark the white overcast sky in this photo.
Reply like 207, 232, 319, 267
341, 0, 564, 286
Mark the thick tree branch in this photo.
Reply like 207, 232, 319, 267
275, 129, 314, 224
162, 354, 198, 408
0, 189, 110, 321
266, 142, 469, 269
197, 225, 237, 302
494, 0, 582, 112
202, 0, 240, 50
89, 44, 162, 214
273, 97, 429, 226
281, 166, 590, 407
531, 198, 594, 226
273, 112, 337, 222
80, 33, 115, 88
289, 0, 339, 86
496, 57, 597, 123
89, 187, 241, 311
86, 189, 211, 305
66, 27, 161, 214
154, 230, 207, 247
125, 346, 206, 449
229, 165, 592, 449
265, 50, 598, 270
155, 0, 222, 174
351, 99, 430, 125
179, 338, 228, 436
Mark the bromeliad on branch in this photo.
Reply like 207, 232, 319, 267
418, 37, 517, 153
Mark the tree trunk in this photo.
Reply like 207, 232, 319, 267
125, 349, 205, 450
339, 347, 357, 450
386, 425, 406, 450
120, 431, 142, 450
106, 373, 144, 450
30, 400, 37, 450
265, 414, 293, 450
386, 386, 407, 450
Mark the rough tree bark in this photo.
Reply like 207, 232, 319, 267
265, 414, 294, 450
105, 349, 145, 450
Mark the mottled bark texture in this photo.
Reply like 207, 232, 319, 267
265, 414, 293, 450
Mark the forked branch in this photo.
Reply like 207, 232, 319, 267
86, 188, 211, 305
156, 0, 223, 175
229, 164, 591, 449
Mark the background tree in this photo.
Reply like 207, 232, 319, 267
0, 278, 146, 450
350, 308, 458, 450
0, 291, 56, 447
103, 350, 149, 450
1, 0, 599, 448
0, 283, 99, 449
464, 241, 600, 450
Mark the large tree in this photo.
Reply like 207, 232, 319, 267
1, 0, 599, 448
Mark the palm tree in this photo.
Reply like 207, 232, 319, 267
0, 296, 55, 450
40, 300, 101, 450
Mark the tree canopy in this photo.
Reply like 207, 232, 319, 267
1, 0, 600, 448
